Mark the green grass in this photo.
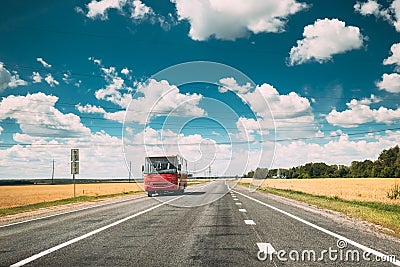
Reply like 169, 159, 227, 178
239, 183, 400, 237
0, 190, 144, 217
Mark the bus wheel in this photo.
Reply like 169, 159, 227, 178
147, 192, 153, 197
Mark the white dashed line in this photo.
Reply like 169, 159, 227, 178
235, 202, 242, 205
244, 220, 256, 225
238, 209, 247, 212
233, 198, 239, 201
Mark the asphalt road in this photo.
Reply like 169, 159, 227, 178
1, 180, 400, 266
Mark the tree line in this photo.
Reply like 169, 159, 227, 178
243, 145, 400, 178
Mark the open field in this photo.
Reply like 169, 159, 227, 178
0, 179, 209, 210
241, 178, 400, 204
0, 183, 144, 209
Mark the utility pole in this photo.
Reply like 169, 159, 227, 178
129, 161, 132, 183
51, 159, 55, 185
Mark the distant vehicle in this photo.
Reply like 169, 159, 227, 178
142, 155, 188, 197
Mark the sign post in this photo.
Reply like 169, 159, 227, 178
71, 149, 79, 198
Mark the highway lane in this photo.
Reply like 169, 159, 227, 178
1, 180, 399, 266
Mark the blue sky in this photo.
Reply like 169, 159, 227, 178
1, 0, 400, 178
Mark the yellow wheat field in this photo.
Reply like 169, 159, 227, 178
242, 178, 400, 204
0, 183, 144, 209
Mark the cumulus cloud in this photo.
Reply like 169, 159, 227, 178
121, 67, 130, 75
32, 72, 43, 83
354, 0, 390, 19
131, 0, 153, 19
171, 0, 308, 41
218, 77, 252, 94
93, 64, 133, 108
354, 0, 400, 31
288, 18, 364, 65
376, 73, 400, 93
8, 73, 28, 88
219, 77, 316, 140
126, 79, 206, 124
44, 74, 60, 87
0, 63, 28, 92
36, 57, 52, 68
273, 130, 400, 168
0, 63, 12, 92
85, 0, 127, 20
82, 0, 155, 21
383, 43, 400, 70
0, 93, 90, 138
326, 94, 400, 127
76, 103, 126, 123
76, 103, 106, 114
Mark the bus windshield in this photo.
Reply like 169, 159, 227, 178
145, 157, 177, 174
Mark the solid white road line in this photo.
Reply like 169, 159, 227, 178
238, 209, 247, 212
244, 220, 256, 225
10, 194, 185, 267
233, 189, 400, 266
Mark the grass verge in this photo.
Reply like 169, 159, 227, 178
239, 183, 400, 237
0, 190, 144, 217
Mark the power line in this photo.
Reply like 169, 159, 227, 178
0, 126, 398, 148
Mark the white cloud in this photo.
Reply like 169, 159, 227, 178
239, 83, 314, 130
76, 103, 126, 123
85, 0, 127, 20
126, 79, 206, 124
0, 129, 131, 179
131, 0, 153, 19
219, 77, 252, 94
0, 63, 28, 92
171, 0, 308, 41
8, 73, 28, 88
76, 104, 106, 114
273, 131, 400, 168
354, 0, 400, 32
0, 93, 90, 138
219, 78, 316, 140
354, 0, 390, 18
234, 117, 261, 141
383, 43, 400, 68
32, 72, 43, 83
36, 57, 52, 68
94, 65, 132, 108
0, 62, 12, 93
83, 0, 154, 21
288, 18, 364, 65
121, 67, 130, 75
88, 57, 102, 65
376, 73, 400, 93
45, 74, 60, 87
326, 95, 400, 127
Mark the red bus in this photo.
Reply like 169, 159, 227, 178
142, 155, 188, 197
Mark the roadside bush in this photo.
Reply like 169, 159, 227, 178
387, 184, 400, 200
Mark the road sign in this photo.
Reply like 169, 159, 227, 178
71, 162, 79, 174
71, 149, 79, 162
